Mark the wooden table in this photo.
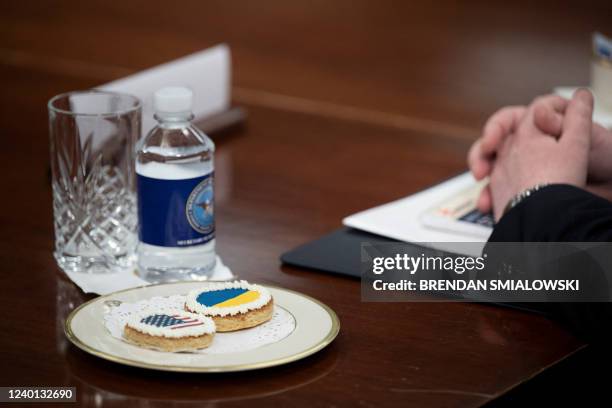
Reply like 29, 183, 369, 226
1, 1, 609, 406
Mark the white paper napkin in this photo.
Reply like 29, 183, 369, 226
63, 256, 235, 295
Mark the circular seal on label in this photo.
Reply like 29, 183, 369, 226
186, 175, 215, 234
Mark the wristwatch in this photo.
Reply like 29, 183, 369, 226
503, 184, 550, 216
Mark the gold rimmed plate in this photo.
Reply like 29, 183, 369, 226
65, 281, 340, 372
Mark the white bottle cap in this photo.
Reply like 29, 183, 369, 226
154, 86, 193, 114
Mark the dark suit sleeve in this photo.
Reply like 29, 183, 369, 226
488, 184, 612, 341
490, 184, 612, 242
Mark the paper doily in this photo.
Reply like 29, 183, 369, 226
103, 295, 296, 354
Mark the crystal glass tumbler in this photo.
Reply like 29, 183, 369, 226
48, 91, 141, 273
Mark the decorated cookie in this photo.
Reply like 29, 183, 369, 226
124, 309, 215, 352
185, 280, 274, 332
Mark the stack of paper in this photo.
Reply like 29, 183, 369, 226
343, 172, 487, 256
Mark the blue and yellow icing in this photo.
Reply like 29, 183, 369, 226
186, 280, 271, 316
196, 288, 261, 308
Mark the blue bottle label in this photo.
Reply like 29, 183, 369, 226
137, 172, 215, 247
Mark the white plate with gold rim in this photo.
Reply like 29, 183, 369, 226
65, 281, 340, 372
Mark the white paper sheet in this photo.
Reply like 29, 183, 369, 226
343, 172, 487, 256
64, 256, 234, 295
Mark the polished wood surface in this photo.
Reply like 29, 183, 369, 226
0, 1, 607, 406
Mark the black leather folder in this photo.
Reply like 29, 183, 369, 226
281, 227, 396, 278
280, 227, 545, 315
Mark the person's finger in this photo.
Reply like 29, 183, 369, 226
467, 139, 491, 180
481, 106, 526, 155
532, 95, 568, 136
584, 123, 611, 181
477, 185, 492, 213
531, 94, 568, 114
560, 89, 594, 153
534, 105, 564, 136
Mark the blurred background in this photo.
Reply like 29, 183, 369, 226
2, 0, 610, 138
1, 2, 612, 406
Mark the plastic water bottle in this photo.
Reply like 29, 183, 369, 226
136, 87, 216, 282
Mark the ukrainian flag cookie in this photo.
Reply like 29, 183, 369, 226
185, 281, 274, 332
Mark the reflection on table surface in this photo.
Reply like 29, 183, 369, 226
56, 276, 339, 406
3, 1, 607, 405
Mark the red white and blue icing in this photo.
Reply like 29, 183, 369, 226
186, 280, 272, 316
126, 309, 215, 338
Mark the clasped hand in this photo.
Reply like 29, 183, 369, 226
468, 89, 612, 220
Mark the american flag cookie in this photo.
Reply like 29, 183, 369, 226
124, 309, 216, 352
185, 281, 274, 332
